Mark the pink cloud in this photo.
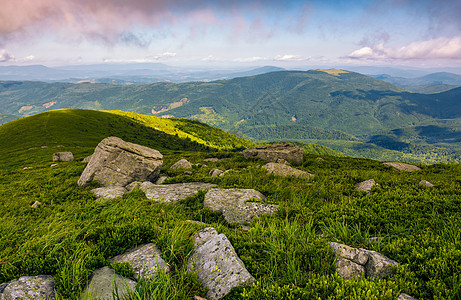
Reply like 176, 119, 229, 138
0, 49, 14, 62
348, 37, 461, 60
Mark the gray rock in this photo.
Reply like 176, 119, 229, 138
141, 182, 213, 203
82, 155, 93, 163
0, 282, 8, 293
204, 188, 278, 225
330, 242, 368, 265
1, 275, 55, 300
77, 137, 163, 187
383, 162, 421, 172
188, 227, 255, 300
204, 158, 219, 162
50, 163, 58, 167
355, 179, 379, 193
91, 187, 127, 202
155, 176, 168, 184
111, 244, 169, 280
22, 167, 32, 170
170, 159, 192, 170
397, 293, 418, 300
209, 169, 224, 177
81, 266, 136, 300
262, 162, 314, 179
359, 248, 398, 279
52, 152, 74, 162
334, 258, 366, 280
31, 201, 41, 208
419, 180, 434, 188
242, 142, 303, 165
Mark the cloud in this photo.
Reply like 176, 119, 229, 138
233, 56, 267, 63
347, 37, 461, 60
147, 52, 177, 60
0, 49, 14, 62
274, 54, 309, 62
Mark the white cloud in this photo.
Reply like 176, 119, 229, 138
147, 52, 177, 60
273, 54, 309, 61
0, 49, 14, 62
347, 37, 461, 60
233, 56, 267, 63
201, 55, 221, 62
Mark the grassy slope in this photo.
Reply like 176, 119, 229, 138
0, 111, 460, 299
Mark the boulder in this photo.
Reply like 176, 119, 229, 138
419, 180, 434, 188
80, 266, 136, 300
1, 275, 55, 300
52, 152, 74, 162
187, 227, 255, 300
204, 188, 278, 225
209, 169, 224, 177
82, 155, 93, 163
155, 176, 168, 184
262, 162, 314, 179
242, 142, 303, 165
330, 242, 398, 280
141, 182, 213, 203
170, 159, 192, 170
383, 162, 421, 172
111, 244, 169, 280
397, 293, 418, 300
77, 137, 163, 187
91, 187, 127, 202
355, 179, 379, 193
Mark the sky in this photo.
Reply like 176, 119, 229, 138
0, 0, 460, 68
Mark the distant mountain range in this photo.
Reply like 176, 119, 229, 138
372, 72, 461, 93
1, 68, 461, 162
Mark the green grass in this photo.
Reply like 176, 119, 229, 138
1, 111, 460, 299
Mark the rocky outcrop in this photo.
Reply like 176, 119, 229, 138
91, 187, 127, 202
188, 227, 255, 300
204, 188, 278, 226
111, 244, 169, 280
419, 180, 434, 188
242, 142, 303, 165
262, 162, 314, 179
140, 182, 213, 203
77, 137, 163, 187
52, 152, 74, 162
170, 159, 192, 170
355, 179, 379, 193
0, 275, 55, 300
81, 266, 136, 300
383, 162, 421, 172
330, 242, 398, 280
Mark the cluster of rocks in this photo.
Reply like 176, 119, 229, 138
356, 177, 434, 193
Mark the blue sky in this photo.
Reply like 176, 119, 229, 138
0, 0, 460, 68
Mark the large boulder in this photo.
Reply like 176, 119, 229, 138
77, 137, 163, 187
188, 227, 255, 300
91, 187, 127, 202
111, 244, 169, 280
1, 275, 55, 300
52, 152, 74, 162
136, 182, 213, 203
383, 162, 421, 172
355, 179, 379, 193
80, 266, 136, 300
262, 162, 314, 179
204, 188, 278, 226
242, 142, 303, 165
170, 159, 192, 170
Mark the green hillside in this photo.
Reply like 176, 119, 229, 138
1, 70, 461, 161
0, 111, 460, 299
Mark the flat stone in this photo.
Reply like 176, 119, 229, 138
111, 244, 169, 280
52, 152, 74, 162
91, 187, 127, 202
329, 242, 368, 265
383, 162, 421, 172
141, 182, 213, 203
242, 142, 303, 165
204, 188, 278, 225
335, 258, 366, 280
419, 180, 434, 188
81, 266, 136, 300
1, 275, 55, 300
355, 179, 379, 193
170, 159, 192, 170
188, 227, 255, 300
262, 162, 314, 179
359, 248, 398, 279
78, 137, 163, 187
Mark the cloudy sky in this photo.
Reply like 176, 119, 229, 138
0, 0, 460, 67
